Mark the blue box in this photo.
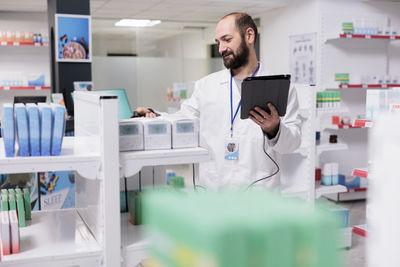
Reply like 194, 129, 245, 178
15, 104, 30, 157
38, 103, 52, 156
1, 104, 15, 157
26, 104, 40, 156
50, 104, 66, 156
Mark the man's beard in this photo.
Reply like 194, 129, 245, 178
222, 37, 249, 70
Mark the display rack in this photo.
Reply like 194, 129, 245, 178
316, 142, 348, 155
315, 181, 347, 198
0, 41, 48, 47
119, 147, 210, 266
1, 91, 120, 266
338, 84, 400, 89
0, 86, 51, 90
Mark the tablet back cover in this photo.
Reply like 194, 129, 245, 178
240, 75, 290, 119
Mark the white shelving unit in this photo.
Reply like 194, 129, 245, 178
315, 181, 347, 198
316, 142, 349, 156
1, 91, 120, 266
119, 147, 210, 266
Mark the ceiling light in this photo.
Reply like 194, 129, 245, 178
115, 19, 161, 27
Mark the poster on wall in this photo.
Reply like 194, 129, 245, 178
55, 14, 92, 62
289, 33, 316, 85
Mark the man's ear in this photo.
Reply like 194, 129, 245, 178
246, 28, 256, 45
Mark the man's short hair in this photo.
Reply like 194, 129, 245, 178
222, 12, 258, 44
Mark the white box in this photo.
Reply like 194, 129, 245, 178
0, 210, 10, 255
143, 118, 171, 150
8, 210, 19, 254
119, 119, 144, 152
169, 118, 199, 149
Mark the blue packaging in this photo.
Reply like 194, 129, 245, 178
1, 104, 15, 157
15, 103, 30, 157
38, 103, 52, 156
321, 175, 332, 186
50, 104, 66, 156
26, 104, 40, 156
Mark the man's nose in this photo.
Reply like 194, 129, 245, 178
219, 44, 227, 55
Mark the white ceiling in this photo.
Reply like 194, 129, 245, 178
0, 0, 291, 48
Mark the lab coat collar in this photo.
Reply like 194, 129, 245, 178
219, 62, 264, 85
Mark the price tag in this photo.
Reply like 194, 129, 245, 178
391, 36, 395, 40
1, 41, 6, 46
35, 86, 41, 90
362, 84, 368, 89
4, 86, 10, 90
34, 43, 40, 47
365, 121, 373, 128
13, 42, 19, 46
342, 84, 348, 89
382, 84, 387, 88
366, 35, 371, 39
346, 34, 352, 39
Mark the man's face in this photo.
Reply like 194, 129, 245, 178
215, 16, 249, 70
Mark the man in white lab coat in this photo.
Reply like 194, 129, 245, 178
137, 13, 301, 190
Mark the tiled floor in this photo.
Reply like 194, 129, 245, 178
336, 200, 367, 267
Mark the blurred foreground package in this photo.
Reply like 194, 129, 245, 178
143, 190, 339, 267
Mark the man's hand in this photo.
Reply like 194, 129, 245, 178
249, 103, 280, 138
135, 107, 157, 118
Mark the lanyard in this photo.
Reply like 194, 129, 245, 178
230, 63, 260, 136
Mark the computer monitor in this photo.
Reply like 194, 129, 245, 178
14, 96, 47, 104
72, 89, 132, 120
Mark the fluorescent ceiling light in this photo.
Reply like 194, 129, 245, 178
115, 19, 161, 27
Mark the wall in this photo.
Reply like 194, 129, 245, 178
259, 0, 319, 74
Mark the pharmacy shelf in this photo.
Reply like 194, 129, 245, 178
338, 83, 400, 89
353, 119, 374, 128
121, 213, 150, 266
120, 147, 210, 177
2, 209, 102, 266
0, 41, 48, 47
352, 168, 368, 178
0, 86, 51, 90
315, 181, 348, 198
352, 224, 368, 238
0, 136, 101, 179
316, 142, 348, 155
316, 106, 349, 117
281, 184, 309, 198
326, 34, 400, 42
321, 123, 366, 130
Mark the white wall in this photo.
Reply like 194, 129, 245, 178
259, 0, 319, 74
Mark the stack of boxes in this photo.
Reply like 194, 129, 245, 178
0, 188, 32, 256
1, 103, 66, 157
316, 92, 341, 109
322, 162, 340, 186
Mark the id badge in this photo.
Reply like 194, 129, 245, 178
224, 137, 239, 160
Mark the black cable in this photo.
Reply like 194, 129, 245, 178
246, 135, 280, 190
139, 171, 142, 192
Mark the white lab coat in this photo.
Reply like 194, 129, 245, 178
171, 63, 301, 190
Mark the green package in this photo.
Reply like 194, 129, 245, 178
2, 194, 9, 211
23, 188, 32, 220
342, 22, 353, 34
16, 194, 26, 227
142, 190, 339, 267
8, 194, 16, 211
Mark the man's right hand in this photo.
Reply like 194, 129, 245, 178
135, 107, 157, 118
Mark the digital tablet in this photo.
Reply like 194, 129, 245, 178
240, 74, 291, 119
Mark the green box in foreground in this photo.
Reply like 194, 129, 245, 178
143, 191, 339, 267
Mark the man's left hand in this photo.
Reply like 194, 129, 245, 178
249, 103, 280, 138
